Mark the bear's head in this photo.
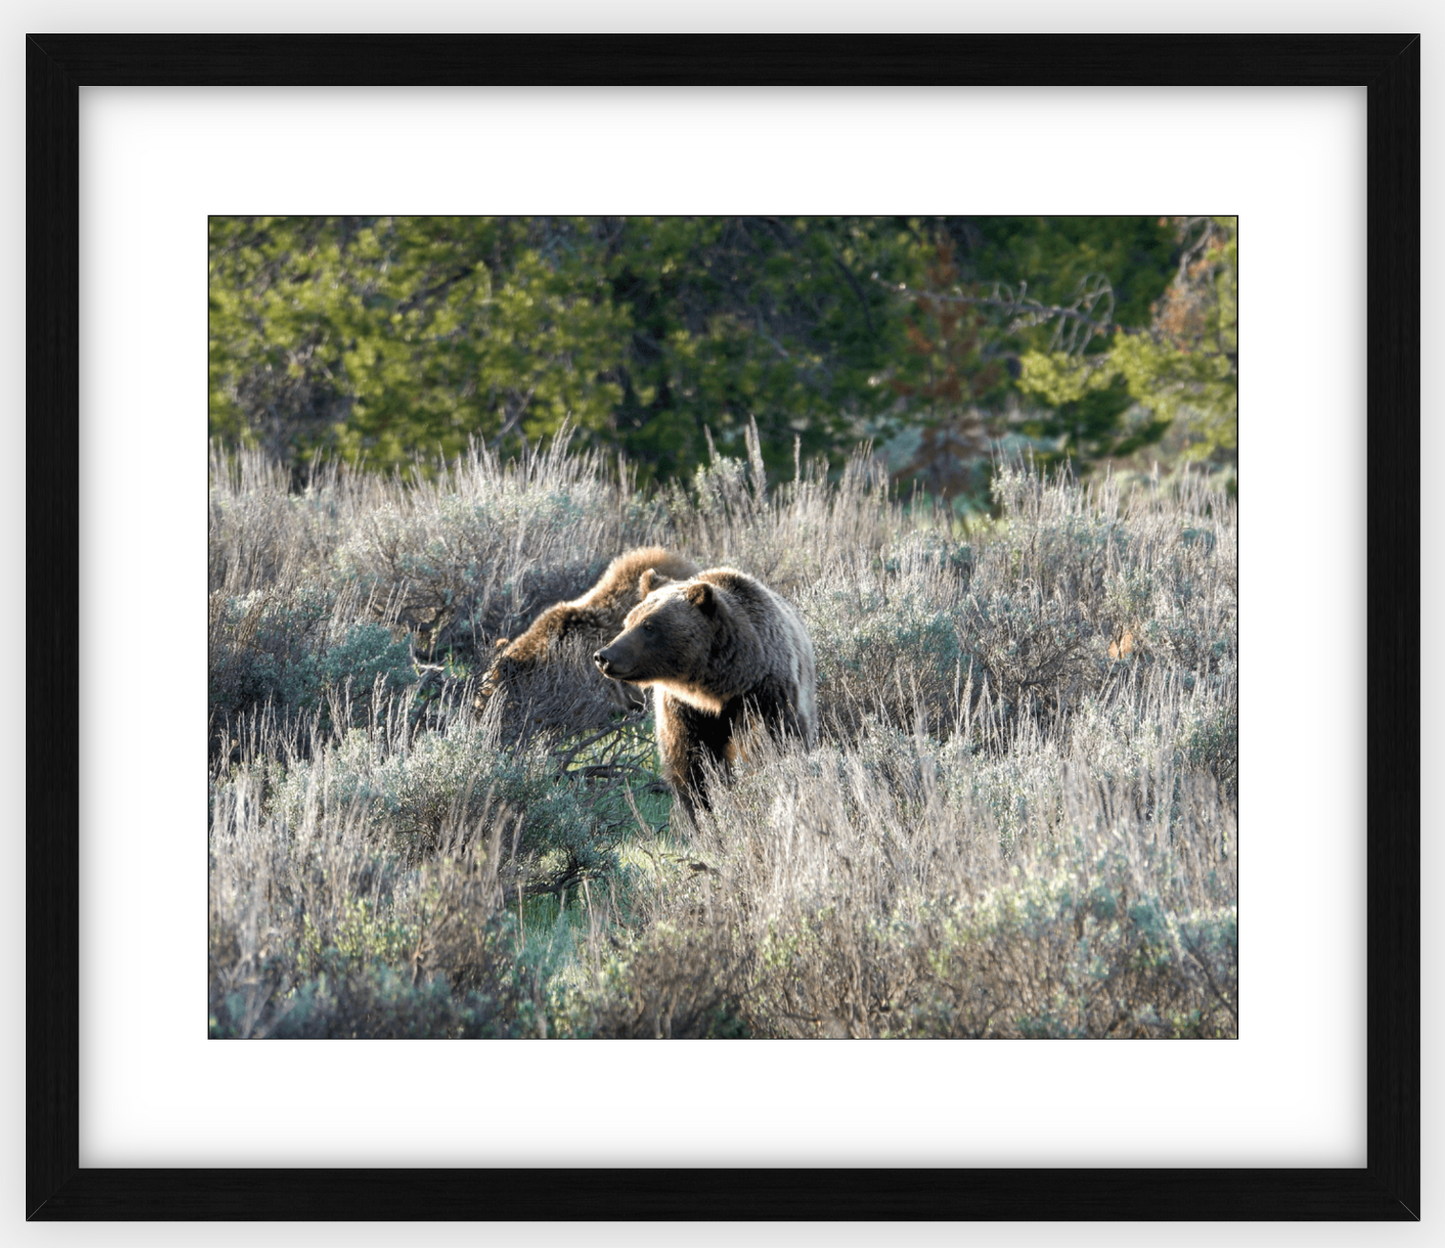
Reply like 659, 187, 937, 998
593, 573, 717, 691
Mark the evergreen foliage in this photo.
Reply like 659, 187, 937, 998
210, 215, 1231, 501
1017, 217, 1238, 484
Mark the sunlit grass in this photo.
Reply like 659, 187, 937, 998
209, 431, 1236, 1039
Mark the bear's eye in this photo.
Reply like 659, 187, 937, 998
642, 621, 654, 634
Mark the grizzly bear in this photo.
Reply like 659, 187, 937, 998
480, 547, 700, 715
593, 567, 817, 817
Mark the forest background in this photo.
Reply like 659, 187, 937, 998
209, 214, 1237, 502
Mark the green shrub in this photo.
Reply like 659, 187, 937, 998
266, 713, 620, 881
208, 584, 332, 717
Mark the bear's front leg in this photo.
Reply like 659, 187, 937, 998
657, 694, 734, 822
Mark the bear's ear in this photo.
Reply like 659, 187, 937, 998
494, 638, 510, 649
685, 581, 717, 617
639, 569, 673, 596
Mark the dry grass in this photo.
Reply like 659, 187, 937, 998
209, 426, 1236, 1039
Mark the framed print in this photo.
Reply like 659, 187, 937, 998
27, 34, 1418, 1220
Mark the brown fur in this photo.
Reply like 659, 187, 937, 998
594, 567, 817, 818
480, 547, 700, 712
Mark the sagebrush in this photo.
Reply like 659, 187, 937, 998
209, 426, 1236, 1039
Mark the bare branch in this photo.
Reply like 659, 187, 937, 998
875, 272, 1115, 357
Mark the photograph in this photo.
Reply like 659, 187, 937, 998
206, 213, 1239, 1041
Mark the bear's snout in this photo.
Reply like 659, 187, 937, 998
595, 633, 645, 682
594, 644, 627, 679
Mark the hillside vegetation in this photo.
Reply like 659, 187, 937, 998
209, 430, 1237, 1039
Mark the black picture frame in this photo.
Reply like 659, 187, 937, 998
26, 33, 1420, 1221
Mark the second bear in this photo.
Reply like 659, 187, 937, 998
481, 546, 700, 713
593, 567, 817, 816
